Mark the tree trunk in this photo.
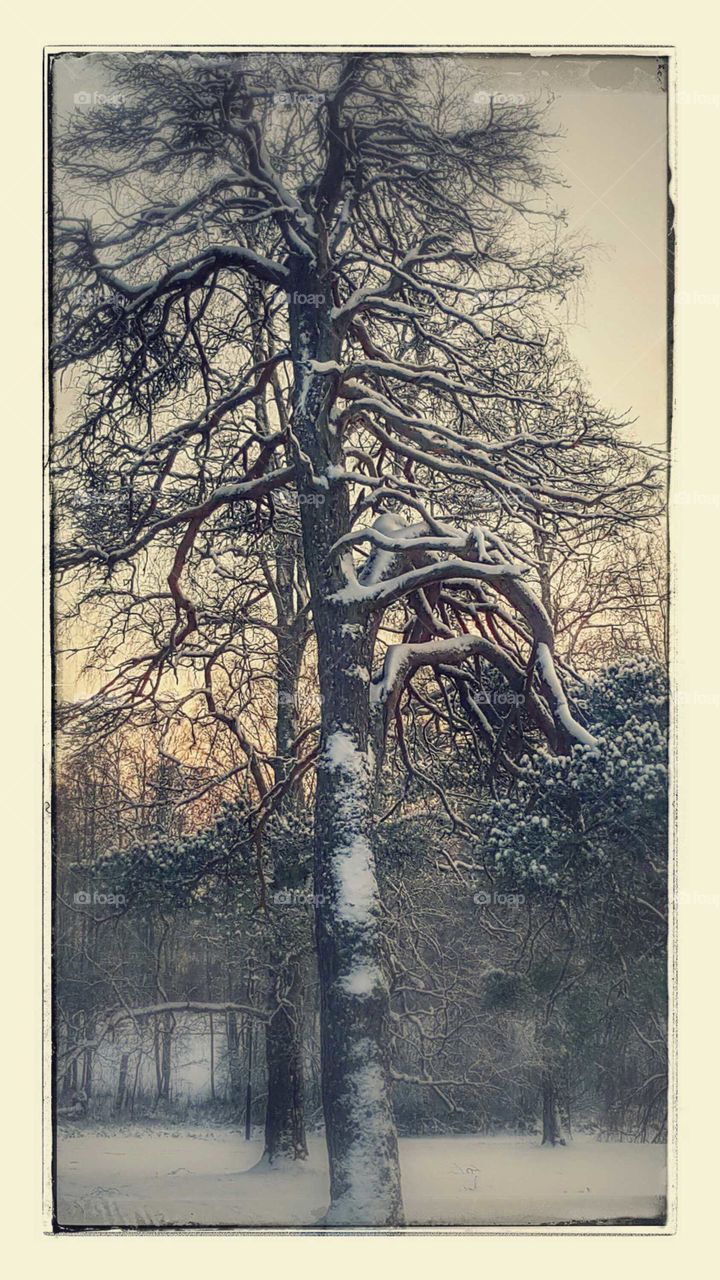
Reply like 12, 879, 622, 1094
312, 656, 404, 1224
225, 1010, 243, 1111
157, 1012, 172, 1102
245, 1018, 254, 1141
288, 259, 404, 1224
62, 1021, 77, 1095
129, 1054, 141, 1117
262, 577, 310, 1163
154, 1016, 162, 1098
244, 267, 311, 1164
81, 1016, 94, 1098
115, 1052, 130, 1113
209, 1013, 216, 1102
541, 1070, 566, 1146
264, 958, 308, 1161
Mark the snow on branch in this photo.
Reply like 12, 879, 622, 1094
535, 643, 599, 750
332, 557, 522, 611
106, 1000, 270, 1026
57, 465, 295, 573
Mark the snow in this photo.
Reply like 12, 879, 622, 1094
332, 834, 378, 926
375, 643, 411, 702
325, 1057, 394, 1226
344, 663, 371, 683
358, 512, 409, 587
340, 962, 382, 996
324, 728, 366, 775
323, 730, 379, 926
56, 1128, 667, 1228
536, 642, 599, 750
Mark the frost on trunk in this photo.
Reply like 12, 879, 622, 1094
314, 725, 404, 1226
287, 256, 405, 1223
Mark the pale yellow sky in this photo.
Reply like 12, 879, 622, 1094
457, 54, 668, 446
549, 70, 667, 448
54, 51, 668, 448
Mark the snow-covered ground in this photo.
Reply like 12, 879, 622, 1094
56, 1127, 666, 1228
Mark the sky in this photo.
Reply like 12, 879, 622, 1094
54, 51, 668, 446
456, 54, 668, 447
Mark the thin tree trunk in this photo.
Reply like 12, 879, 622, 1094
62, 1024, 75, 1094
129, 1054, 141, 1117
116, 1052, 130, 1113
81, 1016, 94, 1099
264, 959, 308, 1161
153, 1016, 162, 1098
244, 268, 310, 1165
541, 1070, 566, 1146
158, 1012, 173, 1102
225, 1010, 243, 1111
245, 968, 254, 1142
206, 947, 216, 1102
209, 1013, 216, 1102
262, 600, 310, 1163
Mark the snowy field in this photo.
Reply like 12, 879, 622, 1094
56, 1127, 666, 1229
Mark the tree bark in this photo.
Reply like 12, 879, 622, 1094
313, 681, 404, 1224
245, 1016, 254, 1141
245, 265, 311, 1166
264, 960, 308, 1161
81, 1016, 94, 1098
287, 258, 404, 1223
261, 570, 310, 1163
541, 1070, 566, 1146
115, 1052, 130, 1113
209, 1013, 216, 1102
225, 1010, 243, 1111
159, 1011, 173, 1102
129, 1054, 141, 1117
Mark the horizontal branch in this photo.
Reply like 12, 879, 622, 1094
332, 557, 522, 611
107, 1000, 270, 1025
57, 465, 295, 573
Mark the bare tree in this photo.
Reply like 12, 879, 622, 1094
52, 51, 659, 1223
